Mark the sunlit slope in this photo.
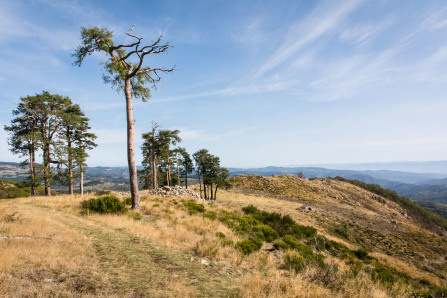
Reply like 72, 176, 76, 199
226, 175, 447, 279
0, 176, 446, 297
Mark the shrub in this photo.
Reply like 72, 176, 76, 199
284, 254, 306, 272
241, 205, 316, 239
352, 248, 369, 260
373, 264, 397, 284
215, 232, 226, 238
183, 200, 205, 214
203, 212, 217, 220
218, 211, 261, 234
222, 239, 234, 246
82, 195, 128, 214
123, 197, 132, 205
273, 241, 289, 250
236, 237, 263, 254
283, 235, 314, 257
292, 224, 317, 239
242, 205, 260, 214
253, 224, 280, 242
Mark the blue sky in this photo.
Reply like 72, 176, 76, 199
1, 0, 447, 168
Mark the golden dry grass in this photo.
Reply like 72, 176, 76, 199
0, 180, 446, 297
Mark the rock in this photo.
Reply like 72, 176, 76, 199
147, 185, 202, 200
198, 259, 209, 265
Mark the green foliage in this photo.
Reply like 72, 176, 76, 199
0, 179, 46, 199
193, 149, 231, 200
372, 263, 397, 284
203, 211, 217, 220
311, 235, 350, 257
183, 199, 205, 214
253, 224, 280, 242
273, 241, 289, 250
215, 232, 226, 238
333, 177, 447, 231
81, 195, 128, 214
334, 223, 351, 240
96, 190, 112, 196
236, 237, 263, 255
417, 201, 447, 219
352, 248, 370, 260
242, 204, 317, 239
130, 212, 142, 220
284, 254, 306, 272
123, 197, 132, 205
283, 235, 314, 256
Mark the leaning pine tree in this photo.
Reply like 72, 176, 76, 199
73, 26, 174, 210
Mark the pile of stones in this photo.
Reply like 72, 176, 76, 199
148, 185, 202, 200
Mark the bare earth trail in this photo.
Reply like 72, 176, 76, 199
0, 198, 237, 297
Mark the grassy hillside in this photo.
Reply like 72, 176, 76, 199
1, 175, 446, 297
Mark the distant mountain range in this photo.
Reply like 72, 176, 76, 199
2, 161, 447, 205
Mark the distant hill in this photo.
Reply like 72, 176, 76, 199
3, 161, 447, 205
228, 166, 445, 184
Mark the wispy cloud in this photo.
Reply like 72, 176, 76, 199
339, 18, 394, 45
255, 0, 362, 77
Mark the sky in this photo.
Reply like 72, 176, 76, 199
1, 0, 447, 168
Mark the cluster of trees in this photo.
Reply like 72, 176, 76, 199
140, 125, 230, 199
5, 26, 231, 207
4, 91, 97, 196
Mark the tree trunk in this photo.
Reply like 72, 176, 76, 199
80, 166, 84, 195
176, 153, 180, 186
167, 156, 171, 186
204, 182, 208, 200
214, 185, 218, 200
185, 171, 188, 189
68, 140, 73, 195
44, 143, 51, 196
152, 129, 157, 189
29, 147, 36, 196
125, 78, 140, 210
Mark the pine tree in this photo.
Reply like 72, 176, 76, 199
4, 96, 41, 195
73, 26, 174, 210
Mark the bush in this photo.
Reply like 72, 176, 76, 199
283, 235, 314, 257
183, 200, 205, 214
123, 197, 132, 205
236, 237, 263, 254
203, 212, 217, 220
253, 224, 280, 242
241, 205, 316, 239
284, 254, 306, 272
81, 195, 128, 214
352, 248, 369, 260
273, 241, 289, 250
216, 232, 226, 238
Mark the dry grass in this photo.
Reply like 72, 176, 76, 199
1, 180, 446, 297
